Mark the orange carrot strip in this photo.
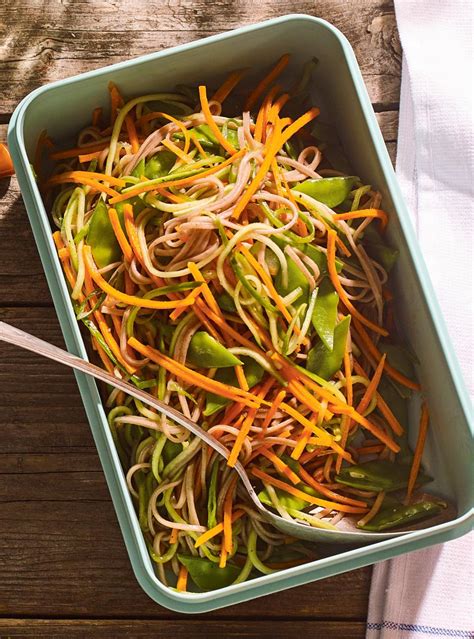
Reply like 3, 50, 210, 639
244, 54, 290, 111
331, 405, 400, 453
298, 467, 368, 507
357, 354, 386, 414
47, 170, 125, 187
333, 208, 388, 231
123, 203, 145, 266
212, 69, 247, 104
260, 388, 286, 438
327, 230, 388, 336
45, 174, 120, 198
232, 108, 320, 220
83, 246, 196, 310
260, 449, 300, 485
187, 261, 221, 316
251, 468, 368, 514
169, 528, 179, 544
194, 509, 245, 547
125, 114, 140, 154
51, 141, 110, 160
406, 402, 430, 500
162, 138, 194, 164
109, 149, 244, 204
223, 477, 237, 553
78, 151, 102, 163
108, 208, 134, 263
198, 85, 237, 156
188, 130, 207, 157
352, 320, 421, 391
234, 365, 249, 391
169, 286, 204, 321
92, 107, 102, 127
176, 565, 188, 592
128, 338, 260, 407
227, 407, 258, 467
109, 82, 124, 125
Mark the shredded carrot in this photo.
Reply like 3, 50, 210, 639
227, 407, 258, 467
356, 444, 385, 455
78, 151, 103, 163
260, 449, 300, 485
352, 319, 421, 391
45, 174, 120, 198
47, 170, 125, 188
125, 113, 140, 154
51, 141, 111, 160
169, 528, 179, 544
212, 68, 247, 104
260, 388, 286, 439
357, 490, 386, 528
123, 203, 145, 266
109, 82, 124, 125
357, 354, 386, 414
83, 246, 196, 310
176, 565, 188, 592
162, 138, 194, 164
107, 208, 134, 263
187, 261, 222, 316
169, 285, 204, 322
254, 84, 281, 142
326, 230, 388, 336
109, 149, 245, 204
291, 425, 313, 460
297, 466, 368, 508
194, 510, 245, 547
244, 54, 290, 111
188, 130, 207, 157
128, 338, 261, 408
234, 365, 249, 391
331, 404, 400, 453
333, 208, 388, 231
219, 543, 228, 569
352, 359, 404, 436
223, 477, 237, 553
232, 108, 319, 220
198, 85, 237, 156
406, 402, 430, 500
251, 467, 368, 514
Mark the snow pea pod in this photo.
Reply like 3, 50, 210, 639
204, 356, 264, 416
275, 254, 310, 303
358, 496, 446, 531
87, 199, 122, 268
259, 483, 321, 512
187, 331, 243, 368
177, 555, 241, 591
216, 291, 236, 312
174, 124, 239, 150
312, 278, 338, 350
293, 177, 358, 208
335, 460, 431, 492
362, 225, 399, 272
306, 315, 350, 380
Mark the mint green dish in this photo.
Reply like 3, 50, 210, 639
7, 14, 473, 613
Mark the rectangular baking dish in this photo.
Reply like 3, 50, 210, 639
8, 14, 473, 613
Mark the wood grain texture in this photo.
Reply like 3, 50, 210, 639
0, 0, 401, 630
0, 0, 401, 113
0, 620, 366, 638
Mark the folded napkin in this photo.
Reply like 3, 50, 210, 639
367, 1, 473, 637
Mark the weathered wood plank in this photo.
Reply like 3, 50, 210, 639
0, 0, 401, 113
0, 619, 367, 638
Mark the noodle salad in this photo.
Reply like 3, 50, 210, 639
40, 55, 446, 592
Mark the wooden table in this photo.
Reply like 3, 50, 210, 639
0, 2, 401, 637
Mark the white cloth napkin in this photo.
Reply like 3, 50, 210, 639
366, 1, 474, 637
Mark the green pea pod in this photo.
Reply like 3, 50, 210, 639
335, 459, 431, 492
204, 356, 264, 416
307, 315, 350, 380
216, 292, 236, 312
258, 481, 320, 512
312, 278, 338, 350
187, 331, 243, 368
293, 177, 357, 208
175, 124, 239, 150
275, 255, 310, 303
142, 150, 176, 180
207, 459, 219, 528
87, 199, 122, 268
362, 225, 399, 272
131, 158, 146, 178
161, 439, 183, 465
178, 554, 241, 590
358, 496, 446, 531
